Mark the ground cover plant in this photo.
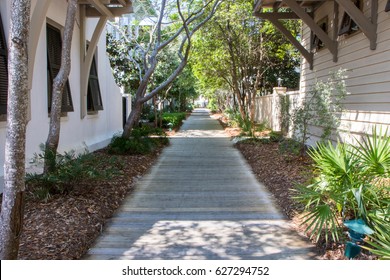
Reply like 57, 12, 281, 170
108, 126, 169, 155
161, 112, 187, 129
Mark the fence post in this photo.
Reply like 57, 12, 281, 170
272, 87, 287, 131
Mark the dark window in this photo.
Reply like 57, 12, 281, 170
0, 12, 8, 115
87, 50, 103, 111
46, 23, 73, 113
386, 0, 390, 12
338, 0, 362, 36
311, 17, 328, 51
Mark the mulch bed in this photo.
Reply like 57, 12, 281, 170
16, 149, 163, 260
235, 141, 311, 219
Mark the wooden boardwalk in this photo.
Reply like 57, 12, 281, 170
84, 109, 317, 260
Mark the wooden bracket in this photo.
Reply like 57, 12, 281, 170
335, 0, 378, 50
258, 13, 314, 69
283, 0, 338, 63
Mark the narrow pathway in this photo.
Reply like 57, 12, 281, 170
84, 109, 316, 260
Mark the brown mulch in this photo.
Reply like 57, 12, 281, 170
16, 149, 163, 260
235, 141, 311, 219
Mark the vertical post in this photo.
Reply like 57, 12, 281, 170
332, 1, 339, 63
272, 87, 287, 132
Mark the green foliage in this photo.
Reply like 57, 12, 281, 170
255, 122, 269, 132
26, 151, 118, 201
224, 109, 253, 135
191, 0, 300, 113
290, 69, 348, 154
207, 98, 219, 113
162, 112, 187, 129
295, 128, 390, 255
108, 127, 168, 155
106, 0, 210, 113
363, 210, 390, 259
269, 131, 284, 143
278, 138, 302, 156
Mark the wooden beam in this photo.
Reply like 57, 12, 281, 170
267, 17, 313, 70
117, 0, 127, 6
86, 5, 133, 17
371, 0, 378, 50
335, 0, 377, 50
332, 1, 338, 63
87, 0, 114, 17
254, 11, 300, 20
283, 0, 337, 62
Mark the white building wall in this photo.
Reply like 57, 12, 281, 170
0, 0, 123, 187
299, 0, 390, 145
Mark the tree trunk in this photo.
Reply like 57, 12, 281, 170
250, 70, 262, 134
153, 95, 157, 128
44, 0, 78, 173
0, 0, 31, 260
122, 100, 143, 138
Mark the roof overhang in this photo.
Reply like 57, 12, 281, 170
254, 0, 378, 70
78, 0, 133, 18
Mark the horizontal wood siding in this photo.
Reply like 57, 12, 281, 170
299, 0, 390, 144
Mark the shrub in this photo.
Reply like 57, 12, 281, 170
278, 138, 302, 156
223, 109, 254, 136
162, 112, 186, 129
269, 131, 284, 142
108, 127, 168, 155
290, 69, 348, 155
26, 151, 118, 201
295, 128, 390, 255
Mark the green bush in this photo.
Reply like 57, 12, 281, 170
224, 109, 254, 136
26, 151, 118, 201
108, 127, 168, 155
269, 131, 284, 142
162, 112, 186, 129
278, 138, 303, 155
294, 128, 390, 255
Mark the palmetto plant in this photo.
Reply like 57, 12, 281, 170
295, 128, 390, 255
295, 141, 358, 242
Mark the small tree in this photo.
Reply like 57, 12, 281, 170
291, 69, 348, 154
44, 0, 78, 173
0, 0, 31, 259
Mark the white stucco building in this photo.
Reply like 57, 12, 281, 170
0, 0, 134, 192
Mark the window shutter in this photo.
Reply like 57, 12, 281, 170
46, 23, 73, 113
87, 54, 103, 111
0, 12, 8, 115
